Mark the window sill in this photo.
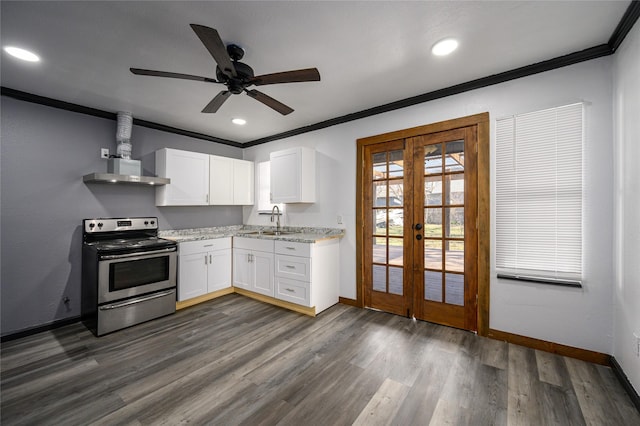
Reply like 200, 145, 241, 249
497, 273, 582, 288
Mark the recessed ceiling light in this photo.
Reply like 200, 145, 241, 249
431, 38, 458, 56
4, 46, 40, 62
232, 118, 247, 125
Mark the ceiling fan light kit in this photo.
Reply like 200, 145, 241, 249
130, 24, 321, 116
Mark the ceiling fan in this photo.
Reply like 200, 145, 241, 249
130, 24, 320, 115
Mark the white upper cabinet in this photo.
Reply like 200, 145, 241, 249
232, 158, 254, 205
156, 148, 209, 206
209, 155, 254, 205
156, 149, 254, 206
270, 147, 316, 203
209, 155, 234, 204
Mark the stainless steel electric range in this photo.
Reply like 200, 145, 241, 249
81, 217, 177, 336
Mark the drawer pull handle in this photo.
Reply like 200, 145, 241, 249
285, 288, 295, 292
285, 247, 296, 250
285, 265, 296, 269
203, 244, 213, 247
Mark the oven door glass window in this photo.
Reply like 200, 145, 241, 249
109, 256, 170, 292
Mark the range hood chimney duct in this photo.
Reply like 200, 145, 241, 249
115, 111, 133, 159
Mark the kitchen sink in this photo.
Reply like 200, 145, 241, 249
260, 231, 297, 236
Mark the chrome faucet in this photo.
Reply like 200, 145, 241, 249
271, 205, 281, 233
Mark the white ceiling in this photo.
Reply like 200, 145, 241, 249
0, 1, 631, 144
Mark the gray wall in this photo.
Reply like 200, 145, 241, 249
0, 96, 244, 336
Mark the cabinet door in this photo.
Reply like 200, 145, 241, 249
178, 252, 208, 301
209, 155, 234, 205
208, 249, 232, 292
252, 250, 275, 297
233, 159, 254, 205
156, 149, 210, 206
232, 248, 252, 290
270, 149, 299, 203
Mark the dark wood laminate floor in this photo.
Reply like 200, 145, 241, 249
2, 294, 639, 425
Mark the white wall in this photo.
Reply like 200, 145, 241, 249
0, 98, 244, 336
244, 56, 614, 354
613, 21, 640, 392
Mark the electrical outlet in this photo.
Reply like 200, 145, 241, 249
337, 215, 343, 224
101, 148, 109, 159
634, 333, 640, 357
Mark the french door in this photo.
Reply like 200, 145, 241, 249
360, 115, 486, 332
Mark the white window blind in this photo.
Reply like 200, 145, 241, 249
496, 103, 583, 285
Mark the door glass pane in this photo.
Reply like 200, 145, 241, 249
388, 238, 403, 266
445, 174, 464, 205
444, 207, 464, 238
445, 273, 464, 306
374, 210, 387, 234
445, 241, 464, 272
388, 209, 404, 235
389, 267, 403, 295
445, 140, 464, 173
425, 208, 442, 237
425, 270, 443, 302
424, 239, 442, 270
388, 150, 404, 178
372, 153, 387, 179
388, 179, 403, 208
372, 265, 386, 292
425, 176, 442, 206
424, 144, 443, 175
373, 182, 388, 205
372, 237, 387, 263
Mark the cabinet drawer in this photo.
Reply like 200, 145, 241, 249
179, 238, 231, 255
275, 254, 311, 281
274, 240, 310, 257
275, 277, 311, 307
233, 237, 274, 253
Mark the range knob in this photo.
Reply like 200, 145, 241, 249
97, 222, 103, 228
144, 221, 149, 225
89, 223, 95, 228
150, 220, 155, 225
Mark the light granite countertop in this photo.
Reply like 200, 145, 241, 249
159, 225, 344, 244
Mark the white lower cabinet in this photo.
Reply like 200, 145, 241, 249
274, 239, 340, 314
233, 237, 274, 297
178, 238, 232, 301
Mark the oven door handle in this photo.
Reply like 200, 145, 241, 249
99, 247, 177, 260
99, 289, 175, 310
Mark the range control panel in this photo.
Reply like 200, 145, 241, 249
83, 217, 158, 233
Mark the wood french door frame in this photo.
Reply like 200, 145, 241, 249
356, 113, 490, 336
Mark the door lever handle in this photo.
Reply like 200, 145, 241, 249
415, 223, 423, 231
416, 234, 423, 241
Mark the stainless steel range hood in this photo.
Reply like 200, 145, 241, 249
83, 173, 170, 186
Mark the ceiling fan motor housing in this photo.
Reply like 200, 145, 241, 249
216, 58, 254, 94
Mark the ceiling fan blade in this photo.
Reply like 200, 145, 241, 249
190, 24, 236, 78
245, 89, 294, 115
130, 68, 218, 83
251, 68, 320, 86
202, 90, 231, 113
